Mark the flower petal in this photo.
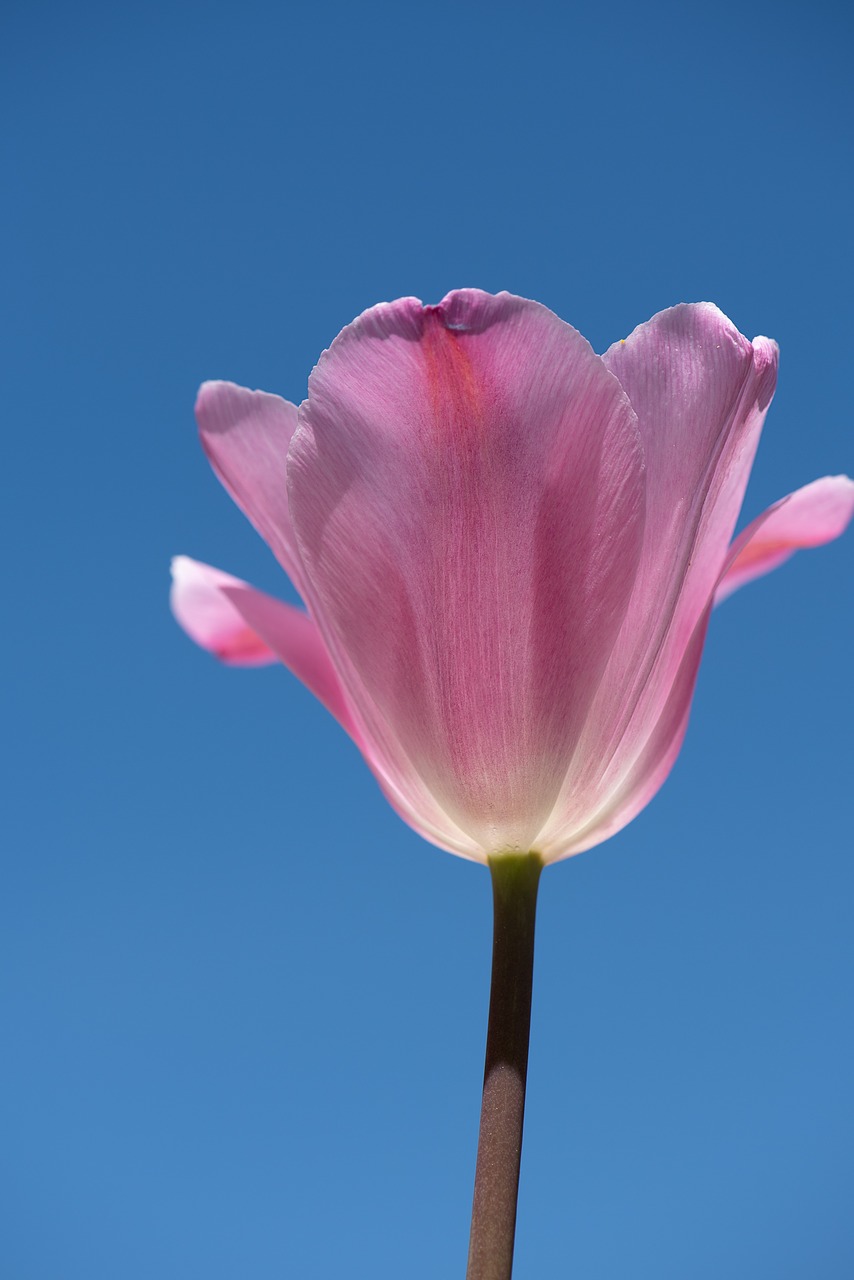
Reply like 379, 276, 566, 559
715, 475, 854, 603
540, 473, 854, 858
195, 382, 306, 593
564, 475, 854, 853
287, 289, 646, 855
600, 304, 778, 686
170, 555, 278, 666
170, 556, 355, 732
538, 306, 778, 858
543, 608, 712, 859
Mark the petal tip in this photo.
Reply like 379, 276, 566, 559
195, 379, 230, 415
606, 301, 754, 363
751, 337, 779, 410
428, 288, 532, 335
170, 553, 207, 587
194, 379, 249, 435
169, 555, 278, 667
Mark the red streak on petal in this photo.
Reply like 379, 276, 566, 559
215, 626, 272, 661
731, 536, 798, 569
421, 307, 483, 444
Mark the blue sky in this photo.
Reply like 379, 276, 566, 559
3, 1, 853, 1276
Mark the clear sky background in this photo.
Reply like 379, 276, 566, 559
3, 1, 853, 1276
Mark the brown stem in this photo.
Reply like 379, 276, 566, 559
466, 853, 542, 1280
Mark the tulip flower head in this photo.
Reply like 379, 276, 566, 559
172, 290, 854, 864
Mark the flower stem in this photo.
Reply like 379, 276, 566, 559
466, 853, 542, 1280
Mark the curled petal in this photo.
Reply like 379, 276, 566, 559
538, 307, 778, 859
195, 382, 306, 593
170, 555, 278, 666
572, 475, 854, 852
288, 289, 646, 855
170, 556, 356, 733
600, 304, 778, 686
715, 475, 854, 603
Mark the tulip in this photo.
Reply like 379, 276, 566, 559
171, 290, 853, 1279
173, 290, 852, 863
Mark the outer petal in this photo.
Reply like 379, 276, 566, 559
538, 305, 778, 858
598, 306, 777, 714
195, 382, 306, 593
171, 557, 485, 856
287, 289, 646, 855
171, 556, 278, 666
715, 475, 854, 603
543, 475, 854, 855
541, 607, 712, 860
170, 555, 355, 732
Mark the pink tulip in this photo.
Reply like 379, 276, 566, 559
172, 290, 853, 864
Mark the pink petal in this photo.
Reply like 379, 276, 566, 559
287, 289, 646, 855
601, 303, 778, 677
170, 555, 278, 666
538, 305, 778, 858
715, 475, 854, 603
564, 475, 854, 853
546, 609, 712, 859
195, 382, 306, 594
577, 474, 854, 851
170, 556, 356, 733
